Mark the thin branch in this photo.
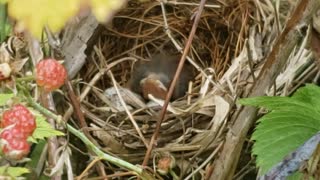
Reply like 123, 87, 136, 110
142, 0, 208, 166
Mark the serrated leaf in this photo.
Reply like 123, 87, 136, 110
29, 111, 64, 142
0, 93, 13, 106
0, 166, 29, 177
239, 84, 320, 174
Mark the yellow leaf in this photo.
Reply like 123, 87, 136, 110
90, 0, 126, 22
6, 0, 125, 39
8, 0, 80, 38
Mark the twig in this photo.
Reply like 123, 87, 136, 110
161, 0, 220, 8
159, 0, 230, 97
142, 0, 208, 166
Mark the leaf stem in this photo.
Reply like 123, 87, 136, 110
26, 97, 153, 179
16, 76, 35, 82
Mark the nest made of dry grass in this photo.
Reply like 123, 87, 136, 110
72, 0, 312, 178
81, 0, 246, 156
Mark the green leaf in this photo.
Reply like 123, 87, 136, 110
29, 110, 64, 143
239, 84, 320, 174
0, 166, 30, 177
25, 140, 47, 179
0, 93, 14, 106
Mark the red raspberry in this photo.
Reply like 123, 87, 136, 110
0, 127, 30, 160
0, 126, 28, 141
36, 58, 67, 92
1, 104, 36, 136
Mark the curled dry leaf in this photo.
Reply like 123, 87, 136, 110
199, 74, 213, 98
10, 58, 28, 73
210, 95, 230, 132
189, 95, 230, 146
269, 26, 312, 96
0, 41, 29, 80
50, 147, 73, 179
0, 43, 11, 63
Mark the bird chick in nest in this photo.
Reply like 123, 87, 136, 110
129, 54, 195, 100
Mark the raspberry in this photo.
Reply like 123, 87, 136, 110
0, 127, 30, 160
0, 126, 28, 141
0, 104, 35, 160
36, 58, 67, 92
1, 104, 36, 136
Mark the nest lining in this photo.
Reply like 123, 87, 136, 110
75, 0, 309, 177
79, 0, 247, 164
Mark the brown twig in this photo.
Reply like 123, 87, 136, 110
64, 80, 108, 178
65, 80, 91, 140
142, 0, 208, 166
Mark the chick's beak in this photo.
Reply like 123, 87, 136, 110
140, 77, 167, 100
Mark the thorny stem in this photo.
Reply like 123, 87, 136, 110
16, 76, 35, 82
26, 97, 153, 179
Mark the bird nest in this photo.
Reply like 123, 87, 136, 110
76, 0, 312, 178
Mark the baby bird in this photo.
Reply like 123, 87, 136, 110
129, 54, 195, 100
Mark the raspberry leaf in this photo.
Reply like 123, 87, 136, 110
29, 111, 64, 143
0, 166, 29, 178
0, 93, 13, 106
239, 84, 320, 175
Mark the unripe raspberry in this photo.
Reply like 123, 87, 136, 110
1, 104, 36, 136
36, 58, 67, 92
157, 154, 176, 175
